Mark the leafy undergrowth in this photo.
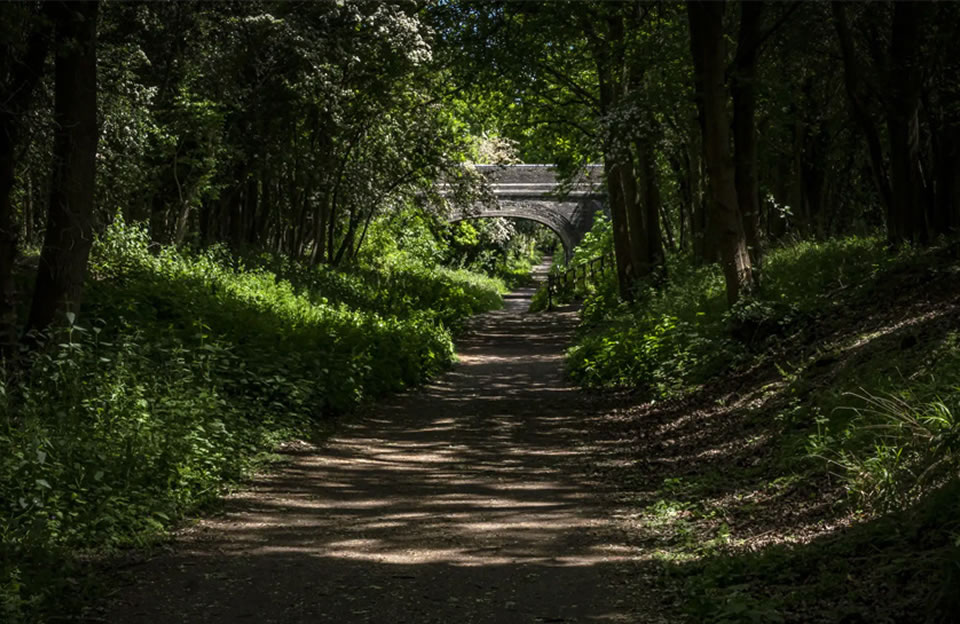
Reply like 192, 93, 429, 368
529, 213, 614, 313
0, 220, 505, 622
569, 236, 911, 393
575, 237, 960, 622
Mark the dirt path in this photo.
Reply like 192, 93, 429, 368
103, 264, 648, 623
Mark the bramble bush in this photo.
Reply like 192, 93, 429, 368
0, 218, 505, 621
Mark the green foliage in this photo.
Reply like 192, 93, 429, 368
568, 256, 735, 394
440, 217, 550, 289
821, 392, 960, 510
359, 208, 447, 267
0, 218, 503, 621
529, 213, 615, 313
756, 236, 907, 313
569, 212, 613, 265
579, 237, 960, 622
805, 330, 960, 512
567, 236, 906, 397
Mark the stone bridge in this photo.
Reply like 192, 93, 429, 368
446, 165, 604, 259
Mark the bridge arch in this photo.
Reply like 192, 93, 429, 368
448, 199, 601, 259
443, 165, 604, 260
449, 213, 573, 256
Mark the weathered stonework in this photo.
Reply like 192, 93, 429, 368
446, 165, 605, 259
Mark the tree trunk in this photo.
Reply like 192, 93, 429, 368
731, 1, 764, 279
172, 195, 193, 245
333, 209, 360, 267
636, 142, 665, 275
225, 176, 247, 249
26, 1, 99, 336
688, 103, 712, 264
886, 1, 930, 244
171, 153, 198, 246
604, 159, 636, 297
800, 115, 828, 238
0, 9, 51, 357
688, 0, 753, 305
584, 9, 636, 298
933, 124, 960, 236
832, 3, 895, 229
351, 208, 379, 263
199, 196, 213, 246
769, 152, 790, 239
250, 169, 271, 246
670, 154, 690, 252
242, 174, 258, 246
294, 182, 310, 258
310, 187, 330, 266
928, 6, 960, 237
618, 155, 650, 278
24, 170, 34, 243
149, 176, 170, 244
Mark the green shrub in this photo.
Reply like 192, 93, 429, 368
0, 217, 504, 620
568, 256, 735, 395
566, 235, 906, 398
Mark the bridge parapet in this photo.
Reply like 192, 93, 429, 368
470, 164, 603, 198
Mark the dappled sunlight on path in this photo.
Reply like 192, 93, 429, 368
104, 262, 648, 623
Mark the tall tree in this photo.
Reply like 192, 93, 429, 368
585, 10, 641, 296
0, 4, 51, 357
833, 1, 938, 245
885, 2, 931, 244
25, 1, 99, 335
730, 2, 765, 272
688, 0, 753, 305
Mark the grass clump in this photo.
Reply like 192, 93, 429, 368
0, 218, 504, 621
807, 328, 960, 513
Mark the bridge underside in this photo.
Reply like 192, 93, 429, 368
449, 199, 602, 260
442, 165, 605, 260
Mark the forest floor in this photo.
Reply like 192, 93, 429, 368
98, 262, 662, 623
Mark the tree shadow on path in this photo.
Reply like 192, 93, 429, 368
101, 269, 655, 624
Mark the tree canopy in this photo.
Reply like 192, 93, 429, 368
3, 2, 960, 620
2, 0, 960, 338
